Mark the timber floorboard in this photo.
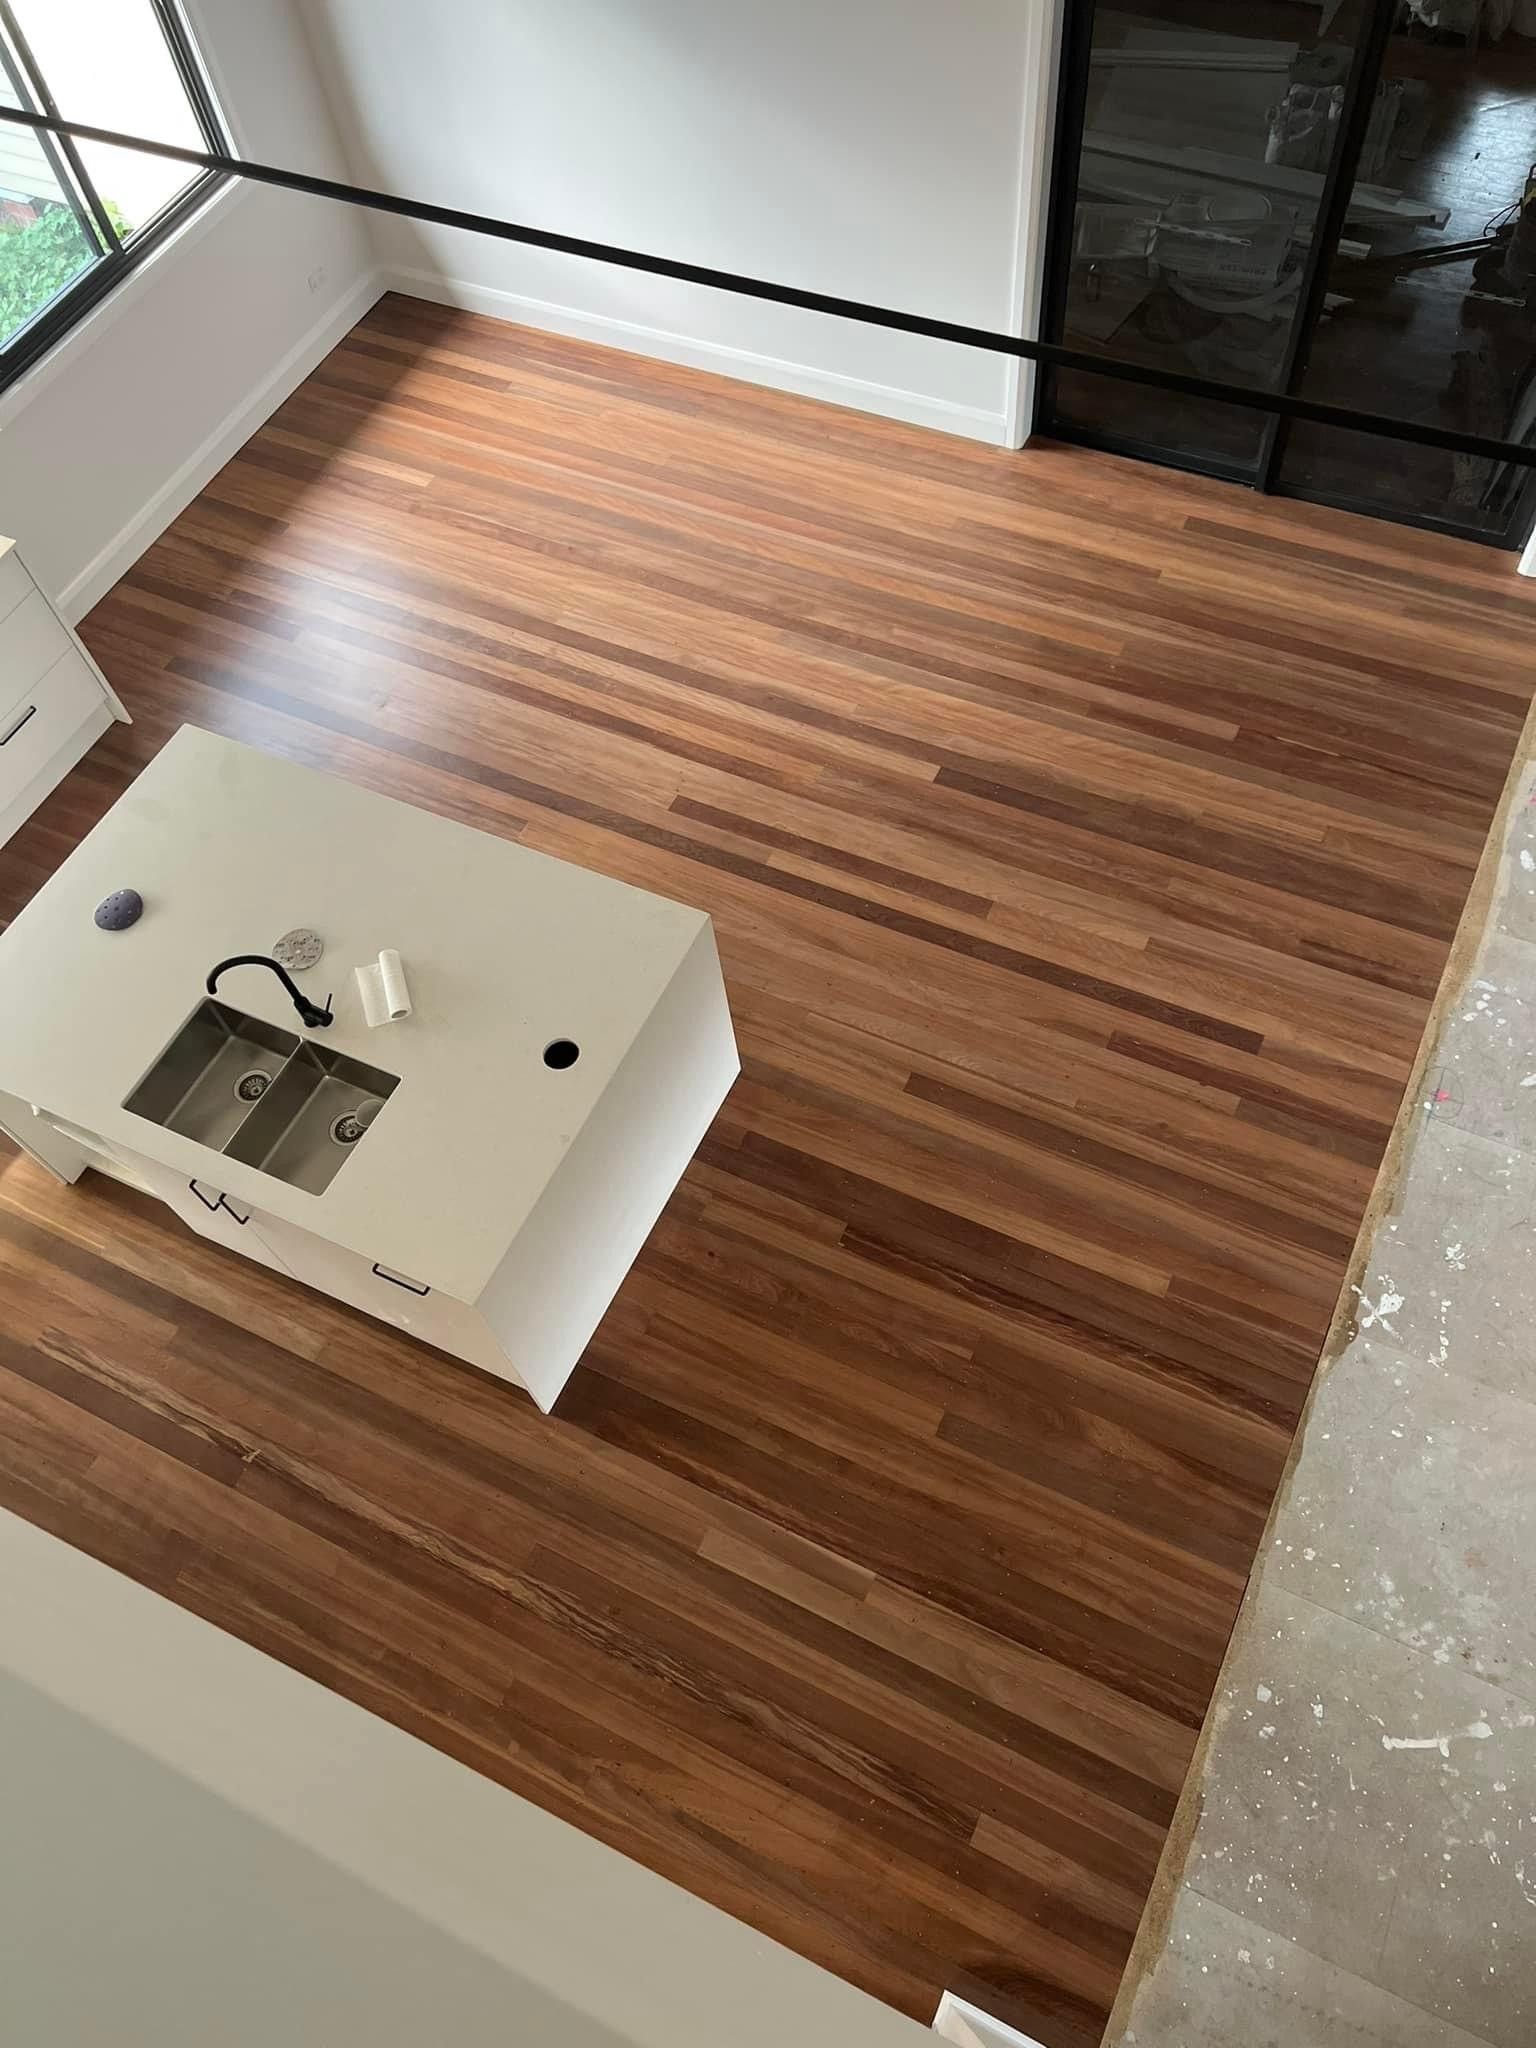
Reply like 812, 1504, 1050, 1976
2, 293, 1532, 2045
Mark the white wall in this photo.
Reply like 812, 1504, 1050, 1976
0, 0, 1058, 615
2, 1671, 634, 2048
296, 0, 1054, 443
0, 0, 379, 620
0, 1507, 933, 2048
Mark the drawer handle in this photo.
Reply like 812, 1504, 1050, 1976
188, 1178, 223, 1212
0, 704, 36, 746
372, 1262, 429, 1296
220, 1197, 250, 1226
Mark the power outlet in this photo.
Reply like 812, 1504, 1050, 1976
307, 265, 327, 295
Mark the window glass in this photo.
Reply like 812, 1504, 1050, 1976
1044, 1, 1373, 476
9, 0, 207, 233
0, 0, 221, 383
1279, 11, 1536, 539
0, 67, 101, 348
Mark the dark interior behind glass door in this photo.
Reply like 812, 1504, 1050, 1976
1043, 1, 1371, 476
1040, 1, 1536, 548
1275, 14, 1536, 540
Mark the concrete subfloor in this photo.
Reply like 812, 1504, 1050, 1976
1107, 725, 1536, 2048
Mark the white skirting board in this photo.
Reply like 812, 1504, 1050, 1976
56, 269, 385, 626
381, 265, 1013, 446
932, 1992, 1049, 2048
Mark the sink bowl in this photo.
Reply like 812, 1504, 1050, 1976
224, 1042, 399, 1195
123, 1001, 299, 1150
125, 1000, 398, 1192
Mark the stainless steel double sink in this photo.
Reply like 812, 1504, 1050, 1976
124, 999, 399, 1195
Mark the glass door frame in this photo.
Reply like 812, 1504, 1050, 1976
1035, 0, 1536, 548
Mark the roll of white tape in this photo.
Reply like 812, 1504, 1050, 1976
378, 948, 412, 1021
354, 951, 412, 1027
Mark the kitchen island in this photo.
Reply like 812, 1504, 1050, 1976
0, 725, 738, 1411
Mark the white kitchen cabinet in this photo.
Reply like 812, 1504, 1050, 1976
0, 545, 32, 622
125, 1153, 297, 1277
0, 728, 739, 1412
24, 1111, 298, 1278
249, 1209, 512, 1372
0, 1091, 90, 1185
0, 538, 128, 845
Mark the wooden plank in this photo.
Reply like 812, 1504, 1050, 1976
0, 292, 1530, 2048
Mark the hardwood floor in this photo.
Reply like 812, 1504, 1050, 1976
3, 293, 1533, 2044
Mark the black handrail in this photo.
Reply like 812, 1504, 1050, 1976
1, 102, 1534, 473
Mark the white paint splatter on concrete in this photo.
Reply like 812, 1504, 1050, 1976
1382, 1720, 1492, 1758
1521, 848, 1534, 872
1356, 1286, 1404, 1335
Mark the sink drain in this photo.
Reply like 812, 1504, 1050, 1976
331, 1100, 382, 1147
234, 1069, 272, 1103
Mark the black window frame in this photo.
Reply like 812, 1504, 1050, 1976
0, 0, 227, 394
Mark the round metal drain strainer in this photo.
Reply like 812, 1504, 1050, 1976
235, 1069, 272, 1104
330, 1100, 382, 1147
273, 927, 324, 972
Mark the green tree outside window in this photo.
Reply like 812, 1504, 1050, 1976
0, 198, 128, 345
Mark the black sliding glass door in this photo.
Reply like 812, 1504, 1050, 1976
1039, 0, 1536, 547
1275, 8, 1536, 535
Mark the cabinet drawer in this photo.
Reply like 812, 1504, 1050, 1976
252, 1210, 519, 1381
0, 590, 72, 711
108, 1143, 296, 1274
0, 650, 105, 804
0, 547, 31, 631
